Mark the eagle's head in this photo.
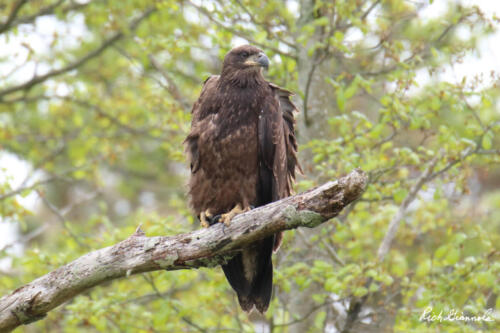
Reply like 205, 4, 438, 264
222, 45, 270, 74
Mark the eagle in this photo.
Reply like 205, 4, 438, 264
185, 45, 300, 313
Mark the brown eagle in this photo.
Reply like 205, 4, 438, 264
185, 45, 300, 313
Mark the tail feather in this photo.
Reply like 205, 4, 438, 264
221, 235, 275, 313
237, 294, 254, 312
250, 235, 274, 313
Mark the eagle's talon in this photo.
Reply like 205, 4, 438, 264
200, 209, 213, 228
220, 214, 232, 227
219, 204, 250, 226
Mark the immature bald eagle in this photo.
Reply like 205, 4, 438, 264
185, 45, 300, 313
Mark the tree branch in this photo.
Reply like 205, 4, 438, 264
0, 0, 29, 34
147, 54, 191, 110
342, 153, 441, 333
186, 0, 296, 60
376, 152, 441, 261
0, 7, 155, 99
0, 169, 367, 332
6, 0, 90, 31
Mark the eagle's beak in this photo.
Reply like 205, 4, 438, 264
244, 52, 270, 69
256, 52, 269, 69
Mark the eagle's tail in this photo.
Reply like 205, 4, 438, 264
221, 235, 275, 313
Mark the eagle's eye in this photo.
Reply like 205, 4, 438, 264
240, 51, 249, 58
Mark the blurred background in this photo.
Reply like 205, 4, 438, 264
0, 0, 499, 332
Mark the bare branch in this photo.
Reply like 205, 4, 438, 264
0, 169, 367, 332
321, 237, 345, 266
65, 97, 170, 140
0, 176, 59, 201
376, 152, 441, 261
0, 224, 48, 253
233, 0, 298, 50
147, 54, 191, 110
341, 140, 497, 332
362, 16, 464, 77
342, 154, 441, 333
186, 0, 296, 60
7, 0, 90, 30
0, 0, 29, 34
0, 158, 101, 202
36, 190, 86, 248
361, 0, 381, 21
273, 300, 333, 328
0, 7, 156, 99
303, 54, 327, 126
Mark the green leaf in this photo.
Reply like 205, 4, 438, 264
337, 87, 345, 112
430, 97, 441, 111
482, 133, 493, 150
393, 188, 408, 204
476, 271, 495, 287
416, 259, 432, 277
453, 233, 467, 244
443, 247, 460, 265
430, 47, 438, 58
434, 245, 448, 259
353, 286, 368, 297
391, 254, 408, 277
314, 17, 329, 27
379, 274, 394, 286
369, 283, 379, 292
344, 83, 358, 100
334, 30, 344, 43
20, 189, 32, 198
380, 95, 391, 106
255, 31, 267, 43
324, 277, 341, 293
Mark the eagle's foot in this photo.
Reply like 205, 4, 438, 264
219, 204, 250, 226
200, 209, 213, 228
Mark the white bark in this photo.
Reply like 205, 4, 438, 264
0, 169, 367, 332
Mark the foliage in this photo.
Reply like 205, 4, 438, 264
0, 0, 499, 332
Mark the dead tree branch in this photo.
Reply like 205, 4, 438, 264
0, 169, 367, 332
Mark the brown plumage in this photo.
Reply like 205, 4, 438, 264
185, 45, 300, 313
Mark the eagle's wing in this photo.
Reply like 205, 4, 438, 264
185, 75, 219, 174
259, 83, 300, 202
240, 83, 299, 312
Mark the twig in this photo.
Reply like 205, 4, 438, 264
321, 238, 345, 266
0, 224, 48, 253
0, 162, 94, 202
0, 7, 155, 98
4, 0, 90, 32
0, 0, 29, 34
186, 0, 296, 60
233, 0, 298, 50
361, 0, 381, 21
376, 152, 441, 261
0, 177, 59, 202
36, 190, 86, 248
273, 300, 333, 327
147, 54, 191, 109
341, 153, 441, 333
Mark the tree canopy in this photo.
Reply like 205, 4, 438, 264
1, 0, 499, 332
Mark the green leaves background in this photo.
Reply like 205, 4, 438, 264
0, 0, 499, 331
